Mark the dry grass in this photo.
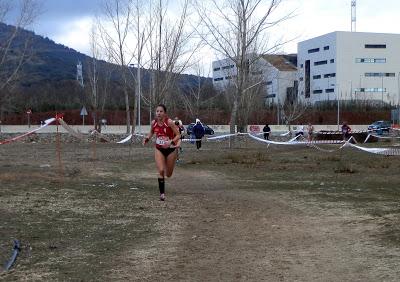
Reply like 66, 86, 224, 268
1, 140, 400, 280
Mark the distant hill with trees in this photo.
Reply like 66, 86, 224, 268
0, 22, 218, 125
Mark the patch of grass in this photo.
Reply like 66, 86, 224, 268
0, 175, 158, 281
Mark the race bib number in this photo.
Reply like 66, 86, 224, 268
156, 136, 169, 146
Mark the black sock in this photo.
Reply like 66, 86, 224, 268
158, 178, 165, 194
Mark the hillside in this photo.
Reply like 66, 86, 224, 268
0, 22, 212, 119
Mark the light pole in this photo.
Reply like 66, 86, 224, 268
381, 75, 384, 105
397, 72, 400, 124
333, 83, 340, 130
349, 80, 353, 101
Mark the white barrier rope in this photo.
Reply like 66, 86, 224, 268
3, 120, 400, 157
248, 133, 304, 145
206, 133, 238, 140
0, 118, 56, 145
58, 119, 87, 140
116, 133, 145, 144
345, 142, 400, 156
370, 134, 400, 139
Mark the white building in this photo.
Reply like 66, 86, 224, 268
297, 31, 400, 105
212, 54, 297, 106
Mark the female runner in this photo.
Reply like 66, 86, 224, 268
143, 104, 181, 201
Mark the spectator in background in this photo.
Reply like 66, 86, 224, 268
174, 118, 185, 161
193, 118, 205, 150
307, 123, 314, 142
341, 122, 352, 141
263, 124, 271, 140
174, 117, 185, 142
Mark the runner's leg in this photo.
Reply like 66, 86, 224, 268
165, 149, 178, 177
155, 149, 167, 198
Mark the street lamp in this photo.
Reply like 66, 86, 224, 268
331, 83, 340, 130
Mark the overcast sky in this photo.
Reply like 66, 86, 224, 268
25, 0, 400, 73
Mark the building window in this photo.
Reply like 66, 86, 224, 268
314, 60, 328, 66
325, 88, 334, 93
354, 88, 386, 92
313, 90, 323, 94
365, 44, 386, 48
300, 64, 303, 68
213, 67, 220, 71
330, 59, 334, 63
324, 46, 329, 50
305, 60, 310, 98
266, 81, 272, 85
313, 75, 321, 79
365, 72, 395, 77
299, 77, 304, 81
222, 65, 235, 70
308, 48, 320, 53
324, 73, 336, 78
225, 76, 232, 79
356, 58, 386, 63
213, 77, 223, 81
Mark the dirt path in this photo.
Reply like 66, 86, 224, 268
2, 143, 400, 281
111, 165, 400, 281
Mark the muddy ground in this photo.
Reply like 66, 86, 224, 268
1, 137, 400, 281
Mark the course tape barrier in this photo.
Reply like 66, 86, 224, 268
248, 133, 299, 145
58, 119, 87, 140
344, 142, 400, 156
250, 133, 400, 156
116, 133, 145, 144
206, 133, 238, 140
0, 118, 55, 145
363, 133, 400, 143
2, 119, 400, 156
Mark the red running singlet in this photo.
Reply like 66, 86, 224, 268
152, 117, 175, 149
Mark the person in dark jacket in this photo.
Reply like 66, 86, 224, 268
192, 118, 205, 150
262, 124, 271, 140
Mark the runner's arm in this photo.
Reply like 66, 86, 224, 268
143, 123, 154, 145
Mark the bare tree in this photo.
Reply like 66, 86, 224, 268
281, 97, 309, 133
97, 0, 134, 133
145, 0, 200, 109
85, 24, 102, 130
0, 0, 41, 115
179, 62, 208, 118
194, 0, 294, 134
